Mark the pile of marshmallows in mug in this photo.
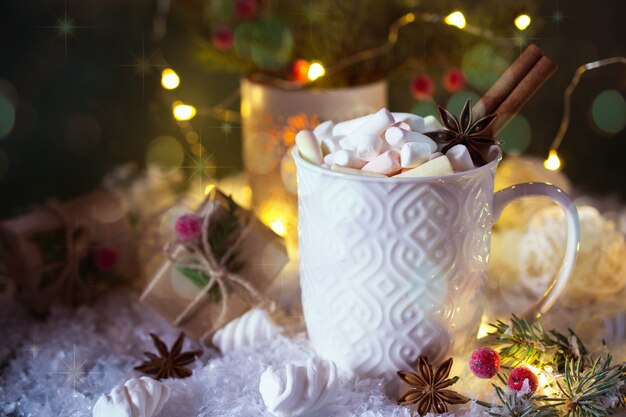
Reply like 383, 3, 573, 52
296, 108, 496, 178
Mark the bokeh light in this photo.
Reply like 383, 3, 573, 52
186, 131, 199, 144
0, 148, 8, 181
0, 95, 16, 140
462, 44, 508, 91
446, 91, 480, 115
498, 115, 531, 154
172, 101, 197, 121
307, 62, 325, 81
514, 14, 531, 31
544, 150, 562, 171
146, 136, 185, 175
445, 11, 466, 29
410, 101, 438, 118
591, 90, 626, 135
91, 192, 128, 224
292, 59, 310, 83
161, 68, 180, 90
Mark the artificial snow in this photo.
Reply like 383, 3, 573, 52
0, 292, 490, 417
3, 292, 624, 417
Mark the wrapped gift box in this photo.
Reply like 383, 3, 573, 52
140, 188, 289, 342
0, 190, 138, 314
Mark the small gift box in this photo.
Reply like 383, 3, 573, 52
0, 191, 138, 314
140, 188, 289, 343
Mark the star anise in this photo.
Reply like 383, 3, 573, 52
397, 355, 470, 415
424, 99, 501, 166
135, 332, 203, 380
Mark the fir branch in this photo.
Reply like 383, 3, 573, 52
555, 356, 625, 417
477, 374, 560, 417
484, 315, 587, 371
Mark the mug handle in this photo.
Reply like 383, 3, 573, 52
492, 182, 581, 320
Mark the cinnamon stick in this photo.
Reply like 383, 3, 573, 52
490, 56, 557, 134
472, 44, 543, 119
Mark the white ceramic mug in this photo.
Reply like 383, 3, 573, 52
294, 148, 580, 379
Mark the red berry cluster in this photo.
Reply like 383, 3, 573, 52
469, 347, 539, 393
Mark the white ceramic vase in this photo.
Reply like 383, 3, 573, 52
294, 148, 580, 379
240, 78, 387, 254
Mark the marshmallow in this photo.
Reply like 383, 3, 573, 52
332, 114, 371, 136
320, 137, 342, 155
423, 115, 444, 132
392, 112, 426, 132
327, 149, 366, 169
296, 130, 323, 165
344, 108, 395, 148
481, 145, 500, 164
362, 150, 401, 176
313, 120, 334, 141
355, 134, 384, 161
331, 164, 386, 177
429, 151, 444, 161
338, 137, 355, 151
394, 155, 454, 178
400, 142, 431, 168
446, 144, 475, 172
393, 121, 411, 130
384, 127, 437, 152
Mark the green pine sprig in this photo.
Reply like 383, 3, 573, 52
553, 356, 626, 417
477, 315, 626, 417
477, 374, 560, 417
484, 315, 587, 371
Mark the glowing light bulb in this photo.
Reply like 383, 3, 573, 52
307, 62, 326, 81
269, 219, 287, 237
161, 68, 180, 89
172, 101, 196, 121
514, 14, 531, 31
204, 184, 215, 195
476, 319, 492, 339
544, 150, 561, 171
445, 11, 466, 29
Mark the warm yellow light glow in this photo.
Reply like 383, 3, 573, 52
522, 364, 557, 395
445, 11, 466, 29
307, 62, 326, 81
204, 184, 215, 195
544, 150, 561, 171
161, 68, 180, 89
173, 101, 196, 121
514, 14, 532, 31
477, 318, 492, 339
269, 219, 287, 237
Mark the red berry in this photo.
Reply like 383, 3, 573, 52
469, 347, 501, 379
291, 59, 310, 83
508, 367, 539, 392
409, 74, 435, 100
442, 68, 466, 93
91, 245, 119, 272
175, 214, 203, 241
235, 0, 259, 20
212, 27, 234, 51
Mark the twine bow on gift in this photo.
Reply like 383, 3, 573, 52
166, 201, 271, 342
40, 202, 93, 306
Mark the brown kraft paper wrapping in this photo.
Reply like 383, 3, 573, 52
140, 188, 289, 342
0, 190, 138, 313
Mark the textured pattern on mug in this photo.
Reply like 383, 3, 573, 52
297, 166, 494, 378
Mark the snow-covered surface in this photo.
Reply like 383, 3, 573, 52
1, 292, 625, 417
0, 292, 480, 417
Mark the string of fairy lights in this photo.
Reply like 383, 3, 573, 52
159, 9, 529, 167
157, 7, 623, 176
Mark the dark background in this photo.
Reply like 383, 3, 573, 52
0, 0, 624, 218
